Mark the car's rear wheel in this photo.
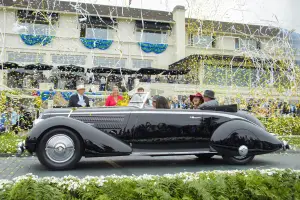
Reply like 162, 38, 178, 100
195, 154, 214, 160
36, 128, 83, 170
222, 155, 255, 165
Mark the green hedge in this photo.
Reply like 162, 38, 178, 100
279, 136, 300, 149
0, 169, 299, 200
0, 133, 26, 155
259, 117, 300, 136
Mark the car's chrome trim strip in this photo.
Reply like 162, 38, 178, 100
43, 111, 243, 119
131, 151, 216, 156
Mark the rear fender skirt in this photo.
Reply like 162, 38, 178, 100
27, 116, 132, 155
210, 120, 282, 156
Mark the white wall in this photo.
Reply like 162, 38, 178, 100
215, 36, 235, 50
0, 9, 176, 69
75, 0, 300, 33
0, 7, 293, 69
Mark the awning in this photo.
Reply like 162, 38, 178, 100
92, 67, 137, 75
162, 69, 190, 75
79, 15, 117, 26
57, 65, 85, 73
136, 20, 171, 31
0, 62, 22, 70
111, 68, 137, 75
24, 63, 53, 70
136, 67, 166, 75
169, 54, 275, 69
91, 67, 112, 74
17, 10, 59, 23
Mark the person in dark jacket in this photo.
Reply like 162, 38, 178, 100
68, 85, 90, 107
199, 90, 219, 108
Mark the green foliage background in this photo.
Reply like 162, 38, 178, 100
0, 169, 299, 200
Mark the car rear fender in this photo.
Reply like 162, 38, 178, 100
26, 116, 132, 155
210, 119, 282, 156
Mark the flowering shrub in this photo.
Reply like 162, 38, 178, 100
0, 132, 26, 154
117, 92, 130, 107
0, 169, 299, 199
279, 136, 300, 149
259, 116, 300, 135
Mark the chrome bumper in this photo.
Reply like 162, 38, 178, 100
16, 141, 26, 156
270, 133, 290, 151
281, 140, 290, 151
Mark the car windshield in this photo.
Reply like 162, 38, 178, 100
128, 93, 149, 108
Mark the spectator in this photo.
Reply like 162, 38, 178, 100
155, 75, 160, 82
190, 93, 204, 109
147, 75, 151, 83
137, 87, 144, 93
282, 102, 290, 115
100, 76, 106, 91
199, 90, 219, 108
297, 103, 300, 116
128, 76, 134, 91
105, 86, 123, 107
68, 85, 90, 107
152, 95, 159, 108
155, 96, 170, 109
86, 69, 95, 84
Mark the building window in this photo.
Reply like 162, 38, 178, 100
18, 23, 55, 35
81, 25, 115, 40
79, 16, 116, 40
135, 20, 171, 44
132, 59, 152, 69
93, 57, 126, 68
188, 34, 215, 48
235, 38, 240, 49
7, 52, 44, 63
230, 67, 252, 87
204, 65, 228, 86
16, 10, 58, 35
204, 65, 253, 87
52, 55, 86, 65
136, 30, 167, 44
235, 38, 260, 50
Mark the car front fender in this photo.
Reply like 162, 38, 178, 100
210, 120, 283, 156
26, 116, 132, 155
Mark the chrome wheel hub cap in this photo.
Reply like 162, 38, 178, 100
45, 134, 75, 163
235, 145, 248, 159
238, 145, 248, 156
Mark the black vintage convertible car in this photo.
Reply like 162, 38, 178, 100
18, 93, 289, 170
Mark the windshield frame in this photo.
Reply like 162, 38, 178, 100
128, 92, 150, 108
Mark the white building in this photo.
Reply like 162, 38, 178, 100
0, 0, 298, 99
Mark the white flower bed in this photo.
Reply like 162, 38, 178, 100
0, 168, 299, 192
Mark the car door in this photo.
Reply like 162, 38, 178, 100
128, 110, 207, 150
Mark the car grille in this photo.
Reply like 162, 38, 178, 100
72, 115, 125, 122
71, 115, 126, 129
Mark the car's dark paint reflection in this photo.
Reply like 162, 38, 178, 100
27, 106, 284, 159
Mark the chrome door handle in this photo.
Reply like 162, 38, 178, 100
190, 116, 202, 119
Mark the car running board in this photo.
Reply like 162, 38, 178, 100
131, 149, 216, 157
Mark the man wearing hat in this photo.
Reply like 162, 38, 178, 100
190, 93, 204, 109
68, 84, 90, 107
199, 90, 219, 108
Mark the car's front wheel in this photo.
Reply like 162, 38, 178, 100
222, 155, 255, 165
36, 128, 83, 170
